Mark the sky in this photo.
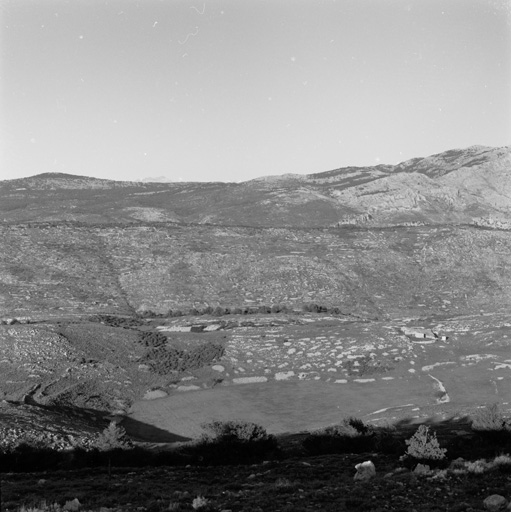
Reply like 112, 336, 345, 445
1, 0, 510, 183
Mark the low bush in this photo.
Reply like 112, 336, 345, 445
302, 417, 375, 455
471, 404, 511, 447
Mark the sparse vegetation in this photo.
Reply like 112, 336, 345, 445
188, 420, 280, 464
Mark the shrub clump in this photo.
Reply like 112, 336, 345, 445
140, 342, 224, 375
471, 403, 511, 432
189, 420, 279, 464
138, 331, 168, 348
302, 417, 375, 455
201, 420, 271, 443
405, 425, 447, 461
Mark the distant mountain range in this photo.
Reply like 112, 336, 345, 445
1, 145, 509, 227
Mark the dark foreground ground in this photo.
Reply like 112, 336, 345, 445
3, 451, 511, 512
3, 417, 511, 511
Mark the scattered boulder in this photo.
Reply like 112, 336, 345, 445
483, 495, 508, 511
63, 498, 81, 511
353, 460, 376, 481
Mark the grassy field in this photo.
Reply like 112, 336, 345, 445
127, 378, 436, 440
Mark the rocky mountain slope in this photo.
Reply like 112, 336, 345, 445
1, 145, 509, 227
1, 223, 511, 320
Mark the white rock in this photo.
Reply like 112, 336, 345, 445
212, 365, 225, 372
354, 460, 376, 481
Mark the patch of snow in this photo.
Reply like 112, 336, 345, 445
428, 374, 450, 403
176, 385, 201, 392
203, 324, 222, 331
157, 325, 191, 332
143, 389, 168, 400
233, 376, 268, 384
422, 361, 456, 372
493, 363, 511, 370
462, 354, 497, 363
275, 371, 295, 381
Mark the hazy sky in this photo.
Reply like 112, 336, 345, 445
1, 0, 510, 183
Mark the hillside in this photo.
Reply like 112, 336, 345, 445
1, 223, 511, 320
1, 145, 510, 227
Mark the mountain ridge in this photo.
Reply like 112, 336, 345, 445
1, 145, 509, 228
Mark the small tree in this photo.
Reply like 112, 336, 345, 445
405, 425, 446, 461
95, 421, 133, 451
